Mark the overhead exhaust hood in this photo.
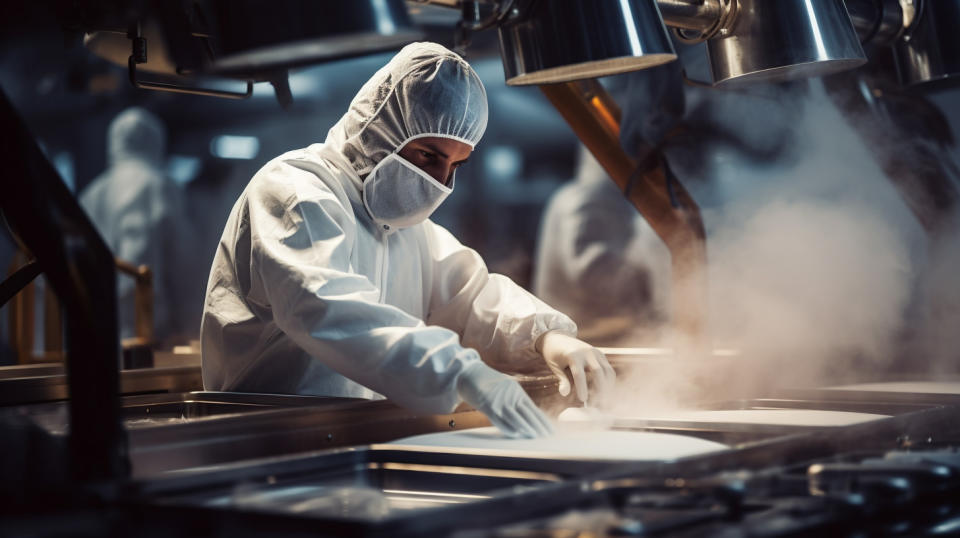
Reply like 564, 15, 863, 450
199, 0, 422, 78
844, 0, 960, 89
701, 0, 867, 85
79, 0, 422, 106
891, 0, 960, 88
496, 0, 678, 86
76, 0, 960, 101
490, 0, 867, 87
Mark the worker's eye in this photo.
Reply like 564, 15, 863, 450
418, 150, 435, 160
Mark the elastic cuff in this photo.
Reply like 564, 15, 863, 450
534, 329, 577, 353
455, 355, 491, 392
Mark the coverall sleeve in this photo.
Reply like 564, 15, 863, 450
422, 221, 577, 372
247, 164, 481, 414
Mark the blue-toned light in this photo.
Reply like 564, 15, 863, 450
53, 152, 76, 192
166, 155, 203, 186
210, 135, 260, 160
484, 146, 523, 183
371, 0, 397, 34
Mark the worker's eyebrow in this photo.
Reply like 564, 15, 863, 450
420, 143, 449, 160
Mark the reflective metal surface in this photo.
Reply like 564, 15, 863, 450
893, 0, 960, 87
204, 0, 423, 78
844, 0, 911, 46
154, 448, 569, 520
113, 385, 960, 537
707, 0, 867, 85
657, 0, 723, 31
6, 371, 960, 535
126, 400, 494, 476
498, 0, 677, 86
124, 444, 616, 536
0, 89, 127, 483
0, 364, 202, 406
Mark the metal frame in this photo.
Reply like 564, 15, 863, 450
109, 391, 960, 537
0, 89, 128, 483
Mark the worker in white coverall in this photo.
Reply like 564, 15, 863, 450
533, 145, 671, 346
201, 43, 615, 438
80, 107, 190, 345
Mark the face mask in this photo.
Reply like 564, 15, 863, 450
362, 153, 454, 230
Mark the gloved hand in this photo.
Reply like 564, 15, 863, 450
537, 331, 616, 404
457, 361, 554, 439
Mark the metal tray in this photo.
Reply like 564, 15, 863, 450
124, 444, 619, 536
121, 391, 362, 423
0, 364, 202, 405
604, 397, 928, 445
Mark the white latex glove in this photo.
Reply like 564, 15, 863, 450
537, 331, 616, 404
457, 362, 555, 439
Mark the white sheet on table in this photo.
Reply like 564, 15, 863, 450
391, 427, 729, 461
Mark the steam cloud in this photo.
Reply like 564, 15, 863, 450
609, 79, 958, 412
909, 210, 960, 374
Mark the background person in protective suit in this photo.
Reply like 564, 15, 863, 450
80, 107, 192, 345
534, 145, 672, 346
201, 43, 615, 438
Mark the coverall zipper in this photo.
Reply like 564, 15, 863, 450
378, 226, 390, 303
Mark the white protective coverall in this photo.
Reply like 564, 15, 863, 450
201, 43, 578, 431
533, 146, 671, 345
80, 107, 189, 343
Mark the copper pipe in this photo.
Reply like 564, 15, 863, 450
115, 258, 154, 346
4, 253, 155, 363
540, 80, 708, 342
42, 281, 63, 361
12, 280, 35, 363
6, 253, 65, 363
7, 251, 36, 364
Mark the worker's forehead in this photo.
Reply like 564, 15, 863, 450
402, 137, 472, 159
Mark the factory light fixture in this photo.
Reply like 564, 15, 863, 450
891, 0, 960, 87
489, 0, 868, 87
209, 135, 261, 160
700, 0, 867, 85
201, 0, 422, 78
845, 0, 959, 88
427, 0, 960, 90
82, 0, 422, 105
496, 0, 678, 86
